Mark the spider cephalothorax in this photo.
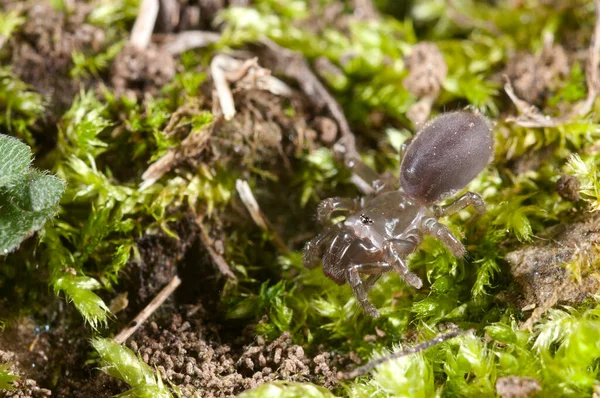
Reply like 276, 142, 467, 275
303, 111, 493, 317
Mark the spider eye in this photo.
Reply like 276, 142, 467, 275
360, 214, 373, 225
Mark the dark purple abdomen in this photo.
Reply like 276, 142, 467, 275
400, 111, 493, 204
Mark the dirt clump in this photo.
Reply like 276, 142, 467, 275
209, 89, 310, 169
505, 213, 600, 324
0, 316, 124, 398
403, 42, 447, 98
128, 311, 345, 397
0, 349, 51, 398
496, 376, 542, 398
505, 45, 569, 105
10, 3, 103, 117
556, 174, 581, 202
111, 45, 177, 98
402, 42, 447, 126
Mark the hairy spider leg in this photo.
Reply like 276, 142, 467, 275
322, 228, 370, 284
346, 262, 392, 318
303, 226, 340, 269
384, 238, 423, 289
433, 191, 486, 218
421, 218, 467, 258
316, 197, 363, 224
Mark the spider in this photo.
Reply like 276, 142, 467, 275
303, 111, 494, 318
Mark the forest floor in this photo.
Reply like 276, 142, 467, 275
2, 0, 600, 397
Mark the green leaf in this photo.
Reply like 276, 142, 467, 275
0, 173, 65, 251
0, 156, 65, 253
0, 134, 30, 188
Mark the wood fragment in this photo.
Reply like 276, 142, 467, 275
505, 0, 600, 128
130, 0, 160, 49
235, 179, 289, 254
114, 275, 181, 344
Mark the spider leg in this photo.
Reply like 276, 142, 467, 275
346, 262, 391, 318
303, 226, 339, 268
317, 197, 363, 224
421, 218, 467, 258
364, 273, 382, 292
433, 191, 486, 218
345, 157, 386, 192
384, 238, 423, 289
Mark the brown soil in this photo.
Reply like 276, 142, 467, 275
126, 310, 350, 397
505, 44, 569, 106
496, 376, 542, 398
9, 2, 101, 118
505, 213, 600, 322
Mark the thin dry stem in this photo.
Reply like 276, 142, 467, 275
235, 179, 289, 253
140, 119, 215, 190
340, 328, 469, 379
130, 0, 160, 49
211, 54, 293, 121
211, 54, 237, 120
505, 0, 600, 127
162, 31, 221, 55
197, 219, 237, 280
114, 275, 181, 344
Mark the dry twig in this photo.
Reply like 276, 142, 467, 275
211, 54, 293, 121
505, 0, 600, 127
235, 179, 289, 253
256, 39, 360, 160
130, 0, 160, 49
197, 219, 237, 280
140, 119, 216, 190
161, 31, 221, 55
340, 328, 469, 379
114, 275, 181, 344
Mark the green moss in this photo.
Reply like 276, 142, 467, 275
0, 69, 45, 147
0, 363, 19, 390
239, 381, 336, 398
91, 338, 172, 398
3, 0, 600, 396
